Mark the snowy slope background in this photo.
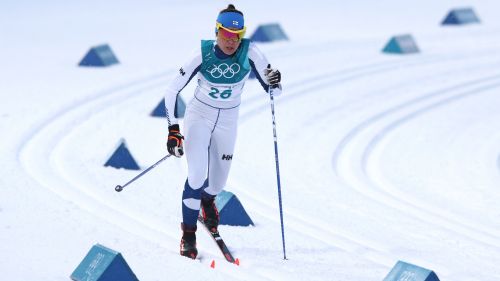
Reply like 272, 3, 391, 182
1, 0, 500, 280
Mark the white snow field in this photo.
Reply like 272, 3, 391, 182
1, 0, 500, 280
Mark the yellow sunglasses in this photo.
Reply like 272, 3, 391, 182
216, 21, 247, 38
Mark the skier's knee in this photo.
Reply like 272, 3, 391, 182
186, 178, 203, 190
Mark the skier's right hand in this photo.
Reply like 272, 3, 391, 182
167, 124, 184, 157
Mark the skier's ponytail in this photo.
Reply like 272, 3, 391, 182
219, 4, 243, 16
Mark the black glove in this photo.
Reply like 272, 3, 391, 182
167, 124, 184, 157
264, 64, 281, 88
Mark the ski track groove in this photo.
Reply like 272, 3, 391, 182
16, 70, 275, 280
241, 52, 442, 113
235, 53, 468, 265
15, 54, 418, 278
327, 72, 500, 279
237, 47, 500, 272
232, 184, 394, 266
360, 76, 500, 242
15, 41, 500, 279
331, 73, 500, 249
16, 51, 421, 263
236, 48, 500, 270
240, 45, 500, 120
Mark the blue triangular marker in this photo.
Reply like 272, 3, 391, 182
216, 191, 254, 226
250, 23, 289, 43
71, 244, 139, 281
383, 261, 440, 281
79, 44, 119, 67
442, 8, 480, 25
382, 34, 419, 54
151, 97, 186, 118
104, 139, 140, 170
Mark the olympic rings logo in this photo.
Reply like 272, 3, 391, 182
207, 63, 240, 79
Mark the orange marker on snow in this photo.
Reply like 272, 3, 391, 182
210, 260, 216, 268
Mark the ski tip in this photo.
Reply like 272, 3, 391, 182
210, 260, 216, 269
235, 258, 240, 266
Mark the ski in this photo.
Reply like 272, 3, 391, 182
197, 217, 238, 264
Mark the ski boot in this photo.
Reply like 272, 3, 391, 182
201, 197, 220, 233
180, 223, 197, 259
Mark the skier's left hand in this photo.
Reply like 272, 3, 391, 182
264, 64, 281, 88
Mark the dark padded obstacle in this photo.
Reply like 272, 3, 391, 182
151, 97, 186, 119
79, 44, 119, 67
250, 23, 289, 43
442, 8, 480, 25
383, 261, 440, 281
382, 34, 420, 54
104, 139, 140, 170
70, 244, 138, 281
215, 191, 254, 226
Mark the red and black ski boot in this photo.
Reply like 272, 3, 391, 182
180, 223, 198, 259
201, 197, 220, 233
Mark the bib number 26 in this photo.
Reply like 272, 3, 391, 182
208, 87, 232, 99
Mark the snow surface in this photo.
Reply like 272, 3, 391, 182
1, 0, 500, 280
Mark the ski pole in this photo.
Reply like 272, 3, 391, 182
115, 154, 171, 192
268, 84, 287, 260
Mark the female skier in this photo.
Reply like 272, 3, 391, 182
164, 4, 282, 259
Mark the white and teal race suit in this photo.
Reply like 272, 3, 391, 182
164, 39, 282, 227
